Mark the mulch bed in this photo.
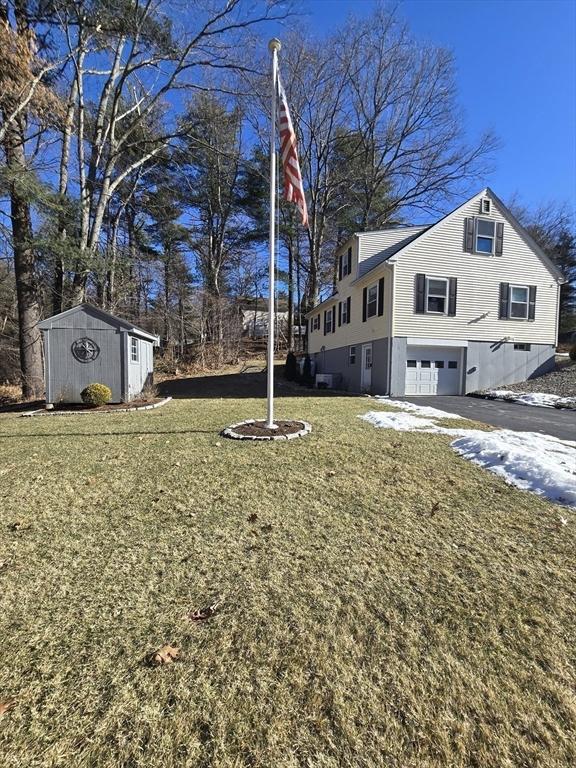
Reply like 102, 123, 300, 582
231, 420, 306, 437
222, 418, 312, 441
50, 398, 164, 412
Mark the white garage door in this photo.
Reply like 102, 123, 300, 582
405, 346, 462, 395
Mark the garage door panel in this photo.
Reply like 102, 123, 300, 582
405, 346, 462, 395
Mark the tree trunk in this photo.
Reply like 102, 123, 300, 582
4, 123, 44, 399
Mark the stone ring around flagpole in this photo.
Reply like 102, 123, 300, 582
221, 419, 311, 442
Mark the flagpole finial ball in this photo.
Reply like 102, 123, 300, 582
268, 38, 281, 53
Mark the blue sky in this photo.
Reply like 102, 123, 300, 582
275, 0, 576, 215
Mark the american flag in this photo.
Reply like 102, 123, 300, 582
277, 74, 308, 227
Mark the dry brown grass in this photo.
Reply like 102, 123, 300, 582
0, 383, 22, 405
0, 387, 574, 767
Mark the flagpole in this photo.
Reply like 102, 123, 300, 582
266, 38, 281, 429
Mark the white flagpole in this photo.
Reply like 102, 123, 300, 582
266, 38, 281, 429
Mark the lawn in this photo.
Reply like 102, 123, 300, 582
0, 376, 574, 767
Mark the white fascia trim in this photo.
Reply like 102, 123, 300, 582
406, 338, 469, 348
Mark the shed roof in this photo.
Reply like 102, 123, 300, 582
37, 303, 160, 344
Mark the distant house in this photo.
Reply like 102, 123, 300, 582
306, 188, 565, 395
38, 304, 159, 404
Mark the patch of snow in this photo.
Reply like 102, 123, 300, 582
373, 396, 461, 420
451, 430, 576, 508
361, 400, 576, 508
483, 390, 576, 409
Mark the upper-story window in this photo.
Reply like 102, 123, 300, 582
339, 247, 352, 280
426, 277, 448, 314
367, 284, 378, 317
509, 285, 529, 319
131, 337, 139, 362
481, 198, 491, 215
476, 218, 496, 254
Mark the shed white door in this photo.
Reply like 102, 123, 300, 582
405, 346, 462, 395
361, 343, 373, 392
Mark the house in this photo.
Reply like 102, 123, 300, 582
306, 189, 565, 396
38, 304, 160, 404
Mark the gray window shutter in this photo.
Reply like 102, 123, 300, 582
528, 286, 536, 320
323, 310, 327, 335
448, 278, 457, 316
338, 253, 342, 281
362, 287, 368, 322
415, 273, 426, 313
347, 247, 352, 274
338, 301, 342, 327
332, 305, 336, 333
309, 317, 312, 335
377, 277, 385, 316
464, 218, 475, 252
495, 222, 504, 256
499, 283, 510, 319
346, 296, 351, 324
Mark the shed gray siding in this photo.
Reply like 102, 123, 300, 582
40, 304, 157, 404
46, 326, 123, 403
127, 337, 154, 398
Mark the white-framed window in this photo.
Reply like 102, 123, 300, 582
349, 345, 356, 365
481, 198, 492, 215
475, 218, 496, 254
130, 337, 139, 362
324, 308, 333, 334
514, 343, 531, 351
341, 247, 352, 279
509, 285, 529, 319
313, 315, 320, 331
426, 277, 448, 314
341, 299, 349, 325
367, 284, 378, 318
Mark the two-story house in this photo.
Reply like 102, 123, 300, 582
306, 189, 564, 396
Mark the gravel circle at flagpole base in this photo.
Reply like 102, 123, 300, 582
221, 419, 312, 441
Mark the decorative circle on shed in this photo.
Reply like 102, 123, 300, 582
71, 337, 100, 363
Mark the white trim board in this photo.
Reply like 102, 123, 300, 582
406, 338, 469, 348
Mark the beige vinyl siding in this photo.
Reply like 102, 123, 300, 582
308, 266, 393, 354
393, 193, 560, 344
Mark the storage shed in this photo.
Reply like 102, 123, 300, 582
38, 304, 160, 404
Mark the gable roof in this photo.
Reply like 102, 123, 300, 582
37, 303, 160, 343
356, 226, 430, 277
353, 188, 566, 284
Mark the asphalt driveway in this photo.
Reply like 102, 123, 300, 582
398, 395, 576, 442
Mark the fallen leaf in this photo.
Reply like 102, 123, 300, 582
215, 442, 222, 447
85, 477, 97, 486
260, 523, 273, 534
174, 462, 181, 467
0, 700, 15, 718
247, 513, 258, 523
146, 644, 180, 666
186, 600, 221, 622
8, 521, 30, 532
327, 470, 336, 477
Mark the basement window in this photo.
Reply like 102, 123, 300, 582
349, 345, 356, 365
514, 343, 531, 351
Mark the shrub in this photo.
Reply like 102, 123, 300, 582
569, 344, 576, 362
81, 383, 112, 407
302, 355, 314, 388
284, 351, 298, 381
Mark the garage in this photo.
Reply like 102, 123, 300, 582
405, 345, 463, 395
